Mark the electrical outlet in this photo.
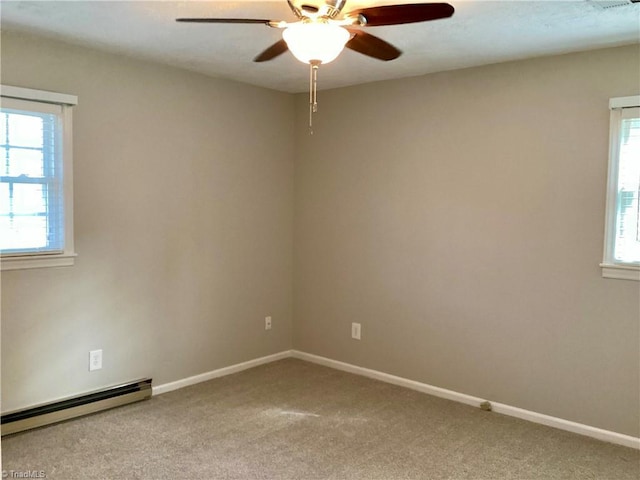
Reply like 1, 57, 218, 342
351, 322, 361, 340
89, 349, 103, 371
265, 316, 272, 330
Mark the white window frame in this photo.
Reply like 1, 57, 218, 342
0, 85, 77, 271
600, 95, 640, 281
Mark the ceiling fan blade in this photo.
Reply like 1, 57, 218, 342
345, 28, 401, 61
176, 18, 273, 25
348, 3, 454, 27
254, 39, 289, 62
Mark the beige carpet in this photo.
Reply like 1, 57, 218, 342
2, 358, 638, 479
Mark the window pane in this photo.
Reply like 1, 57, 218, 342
12, 183, 46, 215
7, 113, 43, 148
8, 147, 44, 177
1, 107, 58, 254
0, 113, 7, 145
614, 118, 640, 263
0, 215, 47, 251
0, 183, 9, 215
0, 92, 72, 260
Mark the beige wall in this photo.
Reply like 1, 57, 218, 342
293, 45, 640, 437
0, 31, 294, 411
1, 28, 638, 439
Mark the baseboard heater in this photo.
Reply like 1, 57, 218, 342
1, 378, 152, 436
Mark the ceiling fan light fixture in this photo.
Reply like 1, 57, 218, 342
178, 1, 456, 132
283, 22, 350, 64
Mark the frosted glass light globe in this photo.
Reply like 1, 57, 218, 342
283, 22, 350, 65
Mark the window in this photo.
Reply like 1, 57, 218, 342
1, 85, 77, 270
601, 95, 640, 280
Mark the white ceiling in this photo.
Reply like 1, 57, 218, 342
1, 0, 639, 93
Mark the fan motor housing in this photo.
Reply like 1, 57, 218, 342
297, 0, 347, 17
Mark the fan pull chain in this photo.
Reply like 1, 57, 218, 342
309, 61, 320, 135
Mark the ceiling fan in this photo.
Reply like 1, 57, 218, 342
177, 0, 455, 130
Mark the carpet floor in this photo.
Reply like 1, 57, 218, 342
2, 358, 638, 479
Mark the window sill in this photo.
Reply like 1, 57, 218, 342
1, 253, 77, 271
600, 263, 640, 281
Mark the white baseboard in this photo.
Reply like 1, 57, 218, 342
152, 350, 292, 396
291, 350, 640, 450
292, 350, 485, 407
149, 348, 638, 450
489, 402, 640, 450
